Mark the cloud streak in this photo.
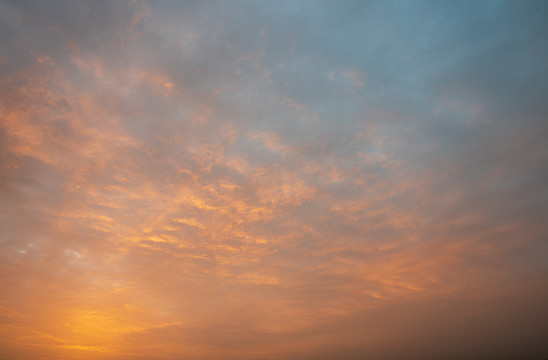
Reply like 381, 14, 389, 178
1, 0, 547, 359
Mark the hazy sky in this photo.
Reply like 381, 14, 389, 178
1, 1, 547, 359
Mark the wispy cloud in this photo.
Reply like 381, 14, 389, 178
1, 1, 547, 359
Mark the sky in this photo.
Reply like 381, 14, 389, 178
1, 0, 547, 359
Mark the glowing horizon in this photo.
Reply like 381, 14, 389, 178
1, 1, 547, 359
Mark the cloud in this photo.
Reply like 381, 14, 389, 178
1, 0, 547, 359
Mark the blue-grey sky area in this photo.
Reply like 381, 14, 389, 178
1, 1, 547, 359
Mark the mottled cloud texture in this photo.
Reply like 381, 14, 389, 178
1, 1, 548, 359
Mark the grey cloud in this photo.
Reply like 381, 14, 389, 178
1, 1, 548, 359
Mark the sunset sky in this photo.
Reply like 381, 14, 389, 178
1, 1, 548, 359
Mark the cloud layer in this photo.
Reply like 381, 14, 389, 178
1, 1, 547, 359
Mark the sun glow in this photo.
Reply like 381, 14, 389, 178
1, 1, 548, 359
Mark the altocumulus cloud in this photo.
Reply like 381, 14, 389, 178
1, 1, 547, 359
